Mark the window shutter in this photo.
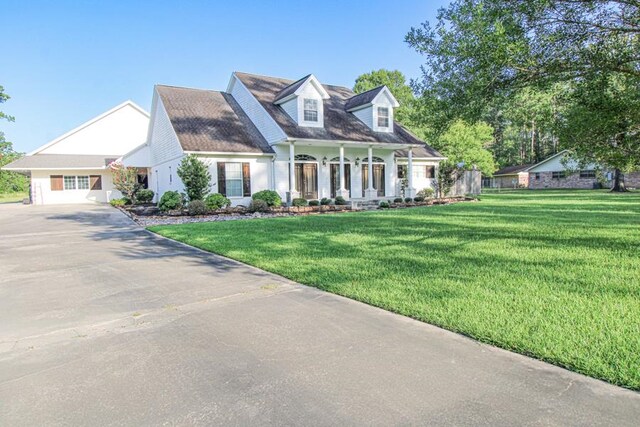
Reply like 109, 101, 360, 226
425, 166, 435, 178
50, 175, 63, 191
217, 162, 226, 196
90, 175, 102, 190
242, 163, 251, 197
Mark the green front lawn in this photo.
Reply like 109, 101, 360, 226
150, 190, 640, 390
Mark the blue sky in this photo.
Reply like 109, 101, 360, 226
3, 0, 447, 153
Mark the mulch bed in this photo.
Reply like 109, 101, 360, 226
117, 197, 476, 227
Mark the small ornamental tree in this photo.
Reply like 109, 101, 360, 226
435, 162, 457, 198
177, 154, 211, 202
110, 162, 140, 202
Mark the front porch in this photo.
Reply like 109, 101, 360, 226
272, 141, 420, 203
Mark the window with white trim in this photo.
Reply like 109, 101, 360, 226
303, 99, 318, 122
77, 176, 90, 190
225, 163, 243, 197
377, 107, 389, 128
64, 176, 77, 190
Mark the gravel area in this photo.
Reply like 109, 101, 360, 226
131, 212, 296, 227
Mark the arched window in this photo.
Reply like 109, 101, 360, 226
294, 154, 317, 161
329, 157, 351, 162
362, 156, 385, 163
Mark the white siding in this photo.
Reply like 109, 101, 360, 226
37, 103, 149, 156
397, 160, 438, 195
281, 98, 298, 123
30, 169, 121, 205
151, 156, 186, 202
529, 152, 598, 173
229, 75, 287, 144
152, 155, 272, 207
353, 106, 374, 130
148, 93, 184, 166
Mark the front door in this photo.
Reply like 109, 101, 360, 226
295, 163, 318, 199
362, 164, 385, 197
330, 164, 351, 198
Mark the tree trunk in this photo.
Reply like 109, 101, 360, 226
611, 169, 627, 192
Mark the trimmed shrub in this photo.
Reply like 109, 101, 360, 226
404, 197, 413, 203
136, 189, 154, 204
414, 196, 425, 203
159, 191, 184, 212
187, 200, 207, 216
292, 198, 308, 207
308, 200, 320, 206
177, 154, 211, 202
379, 201, 390, 209
320, 197, 332, 206
205, 193, 231, 211
393, 197, 403, 203
109, 198, 127, 207
252, 190, 282, 207
417, 187, 435, 198
122, 196, 133, 205
334, 196, 347, 206
248, 199, 270, 213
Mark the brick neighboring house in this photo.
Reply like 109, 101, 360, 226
528, 150, 640, 189
483, 164, 533, 189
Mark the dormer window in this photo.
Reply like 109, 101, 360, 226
377, 107, 389, 128
304, 99, 318, 122
345, 86, 400, 133
272, 74, 330, 128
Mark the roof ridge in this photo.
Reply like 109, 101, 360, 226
155, 83, 219, 92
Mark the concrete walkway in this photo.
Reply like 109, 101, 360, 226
0, 203, 638, 425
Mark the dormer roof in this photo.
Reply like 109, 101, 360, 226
273, 74, 330, 104
232, 72, 439, 153
345, 86, 400, 111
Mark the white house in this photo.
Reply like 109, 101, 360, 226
3, 101, 150, 204
130, 72, 445, 206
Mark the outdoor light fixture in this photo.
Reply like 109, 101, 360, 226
355, 157, 360, 167
322, 156, 327, 166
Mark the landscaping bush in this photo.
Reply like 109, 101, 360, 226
205, 193, 231, 210
292, 198, 308, 207
379, 201, 390, 209
136, 189, 154, 204
320, 197, 332, 205
393, 197, 403, 203
122, 196, 133, 205
187, 199, 207, 216
159, 191, 184, 212
414, 196, 425, 203
248, 199, 270, 213
308, 200, 320, 206
417, 187, 435, 199
177, 154, 211, 202
334, 196, 347, 206
404, 197, 413, 203
109, 198, 127, 207
252, 190, 282, 207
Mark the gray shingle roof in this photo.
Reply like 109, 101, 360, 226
156, 85, 274, 154
234, 72, 442, 156
2, 154, 117, 171
494, 164, 534, 175
344, 86, 385, 111
273, 74, 311, 103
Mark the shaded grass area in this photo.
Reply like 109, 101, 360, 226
0, 192, 27, 204
150, 190, 640, 390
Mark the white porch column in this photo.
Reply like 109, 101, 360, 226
337, 144, 349, 199
365, 145, 377, 200
288, 142, 298, 202
407, 148, 416, 198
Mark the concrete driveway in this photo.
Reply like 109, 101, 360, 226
0, 203, 638, 425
